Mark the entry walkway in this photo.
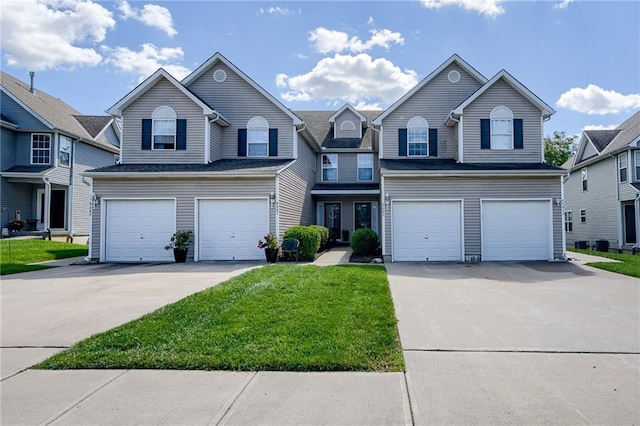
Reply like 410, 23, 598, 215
313, 245, 352, 265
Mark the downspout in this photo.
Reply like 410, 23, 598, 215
560, 175, 567, 259
609, 153, 623, 249
635, 191, 640, 250
82, 175, 92, 261
448, 115, 463, 163
205, 112, 221, 163
295, 124, 306, 160
43, 176, 51, 236
371, 125, 382, 159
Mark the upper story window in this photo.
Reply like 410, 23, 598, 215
489, 106, 513, 150
152, 106, 176, 150
580, 209, 586, 223
247, 117, 269, 157
407, 117, 429, 156
581, 168, 588, 191
635, 151, 640, 181
564, 211, 573, 232
31, 134, 51, 164
322, 154, 338, 182
357, 154, 373, 181
618, 152, 628, 182
58, 135, 71, 167
340, 120, 356, 131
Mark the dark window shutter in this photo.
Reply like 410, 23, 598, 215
428, 129, 438, 157
142, 119, 152, 150
176, 119, 187, 150
480, 119, 490, 149
513, 119, 523, 149
398, 128, 407, 156
238, 129, 247, 157
269, 128, 278, 157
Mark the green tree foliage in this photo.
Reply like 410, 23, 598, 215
544, 131, 577, 166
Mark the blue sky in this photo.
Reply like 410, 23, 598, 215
1, 0, 638, 138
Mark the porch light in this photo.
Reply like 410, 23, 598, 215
384, 193, 391, 210
269, 191, 276, 208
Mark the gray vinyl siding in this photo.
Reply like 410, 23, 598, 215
101, 124, 120, 148
564, 158, 619, 248
335, 109, 361, 139
45, 164, 70, 185
0, 92, 49, 130
210, 121, 223, 162
277, 139, 316, 237
16, 132, 53, 165
121, 78, 205, 164
0, 180, 34, 228
579, 141, 598, 161
452, 122, 459, 162
381, 63, 483, 160
317, 152, 379, 183
90, 178, 276, 261
1, 127, 17, 169
462, 79, 543, 163
618, 150, 636, 201
383, 176, 563, 259
72, 142, 115, 236
186, 62, 295, 159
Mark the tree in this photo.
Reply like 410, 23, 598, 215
544, 131, 577, 166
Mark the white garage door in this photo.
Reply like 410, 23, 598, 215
393, 201, 462, 262
482, 200, 551, 261
198, 199, 269, 261
104, 199, 175, 262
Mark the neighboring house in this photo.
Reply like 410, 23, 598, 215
85, 52, 565, 263
562, 111, 640, 251
0, 71, 120, 240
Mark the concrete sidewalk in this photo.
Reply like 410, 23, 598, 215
313, 245, 352, 265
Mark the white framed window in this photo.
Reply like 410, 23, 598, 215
31, 133, 51, 164
490, 106, 513, 150
340, 120, 355, 131
152, 106, 176, 150
58, 135, 71, 167
581, 168, 588, 191
357, 154, 373, 181
407, 117, 429, 156
580, 209, 586, 223
247, 117, 269, 157
635, 151, 640, 181
618, 152, 628, 182
322, 154, 338, 182
564, 211, 573, 232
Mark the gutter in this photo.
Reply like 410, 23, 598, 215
81, 171, 278, 179
380, 170, 568, 178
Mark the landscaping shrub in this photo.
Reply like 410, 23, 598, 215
350, 228, 378, 255
283, 226, 321, 260
310, 225, 329, 249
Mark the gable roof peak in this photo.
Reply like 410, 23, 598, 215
329, 103, 367, 124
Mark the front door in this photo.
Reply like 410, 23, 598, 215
324, 203, 341, 241
355, 202, 372, 230
623, 204, 637, 245
40, 190, 66, 229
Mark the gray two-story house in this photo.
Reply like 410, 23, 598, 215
1, 71, 120, 240
562, 111, 640, 251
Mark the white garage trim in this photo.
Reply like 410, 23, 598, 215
480, 198, 553, 261
100, 198, 177, 263
391, 199, 464, 262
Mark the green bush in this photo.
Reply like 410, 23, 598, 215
310, 225, 329, 249
350, 228, 378, 255
283, 226, 321, 260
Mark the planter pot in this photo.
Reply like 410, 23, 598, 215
264, 248, 279, 263
173, 248, 188, 263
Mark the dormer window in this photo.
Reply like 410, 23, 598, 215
340, 120, 356, 131
407, 117, 429, 156
489, 106, 513, 150
152, 106, 176, 150
247, 117, 269, 157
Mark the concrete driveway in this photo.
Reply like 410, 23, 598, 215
386, 261, 640, 425
0, 261, 260, 380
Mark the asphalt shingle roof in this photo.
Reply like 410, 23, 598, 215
294, 110, 382, 149
2, 165, 53, 173
584, 130, 621, 152
74, 115, 112, 138
311, 183, 380, 191
381, 159, 565, 172
89, 159, 292, 174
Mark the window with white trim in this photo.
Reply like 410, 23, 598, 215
247, 117, 269, 157
340, 120, 355, 131
31, 133, 51, 164
564, 211, 573, 232
490, 106, 513, 150
152, 106, 176, 150
322, 154, 338, 182
58, 135, 71, 167
619, 152, 628, 182
357, 154, 373, 181
407, 117, 429, 156
580, 209, 586, 223
581, 168, 588, 191
635, 151, 640, 181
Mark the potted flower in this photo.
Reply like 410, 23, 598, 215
164, 230, 193, 263
8, 219, 26, 232
258, 233, 279, 263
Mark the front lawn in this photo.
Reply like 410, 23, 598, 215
38, 265, 405, 372
0, 239, 88, 275
570, 249, 640, 278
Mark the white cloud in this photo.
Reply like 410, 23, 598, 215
258, 6, 301, 16
354, 101, 382, 110
309, 27, 404, 54
118, 1, 177, 37
0, 0, 115, 70
277, 53, 418, 106
420, 0, 505, 17
102, 43, 191, 82
583, 124, 619, 131
556, 84, 640, 115
367, 16, 375, 25
553, 0, 574, 10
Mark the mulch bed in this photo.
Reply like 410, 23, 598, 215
349, 252, 384, 264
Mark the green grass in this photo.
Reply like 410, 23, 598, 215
570, 249, 640, 278
38, 265, 405, 372
1, 239, 88, 275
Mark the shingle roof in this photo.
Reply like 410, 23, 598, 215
294, 110, 382, 149
381, 159, 565, 172
89, 159, 292, 174
74, 115, 112, 138
631, 182, 640, 192
584, 130, 621, 152
601, 110, 640, 155
2, 165, 53, 173
311, 183, 380, 191
560, 155, 575, 169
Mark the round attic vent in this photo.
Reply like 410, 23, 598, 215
213, 69, 227, 83
447, 70, 461, 83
